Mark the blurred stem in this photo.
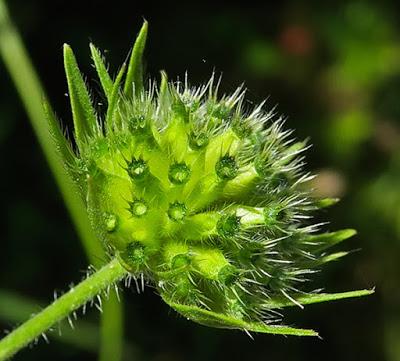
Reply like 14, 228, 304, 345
0, 259, 128, 361
384, 309, 400, 361
0, 0, 102, 266
0, 1, 125, 360
99, 291, 124, 361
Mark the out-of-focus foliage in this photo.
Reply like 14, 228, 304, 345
1, 0, 399, 360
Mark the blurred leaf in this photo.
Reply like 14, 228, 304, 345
316, 198, 340, 208
243, 40, 283, 77
325, 109, 373, 161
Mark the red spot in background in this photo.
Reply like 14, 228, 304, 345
279, 25, 314, 56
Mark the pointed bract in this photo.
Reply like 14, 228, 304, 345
43, 98, 76, 166
124, 20, 148, 97
90, 43, 114, 100
105, 63, 126, 131
310, 229, 357, 252
164, 299, 318, 336
263, 289, 375, 309
63, 44, 98, 150
316, 197, 340, 208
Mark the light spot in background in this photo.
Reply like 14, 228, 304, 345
373, 120, 400, 153
311, 168, 347, 198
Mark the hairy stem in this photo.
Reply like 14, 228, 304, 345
0, 259, 128, 361
0, 290, 99, 352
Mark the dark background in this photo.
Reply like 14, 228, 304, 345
1, 1, 400, 360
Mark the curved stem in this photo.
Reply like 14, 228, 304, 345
0, 0, 103, 264
0, 259, 128, 361
0, 3, 126, 360
0, 290, 99, 352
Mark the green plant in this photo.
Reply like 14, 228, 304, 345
0, 16, 372, 360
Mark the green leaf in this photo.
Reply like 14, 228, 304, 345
307, 229, 357, 252
124, 20, 148, 97
105, 63, 126, 130
90, 43, 113, 100
263, 289, 374, 309
63, 44, 98, 149
316, 198, 340, 208
163, 298, 318, 336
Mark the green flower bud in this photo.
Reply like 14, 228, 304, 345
56, 21, 369, 336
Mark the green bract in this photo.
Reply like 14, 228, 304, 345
52, 21, 372, 336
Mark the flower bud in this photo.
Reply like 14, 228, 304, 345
57, 21, 369, 336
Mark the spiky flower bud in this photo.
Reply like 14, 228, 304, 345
54, 22, 371, 336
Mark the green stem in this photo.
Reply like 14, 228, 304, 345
0, 290, 139, 357
0, 2, 126, 360
99, 291, 124, 361
0, 0, 103, 264
0, 259, 128, 361
0, 290, 99, 352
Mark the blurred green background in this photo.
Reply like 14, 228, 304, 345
1, 0, 399, 360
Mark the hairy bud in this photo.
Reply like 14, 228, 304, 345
55, 21, 372, 336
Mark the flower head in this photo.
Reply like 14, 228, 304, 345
53, 21, 372, 336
